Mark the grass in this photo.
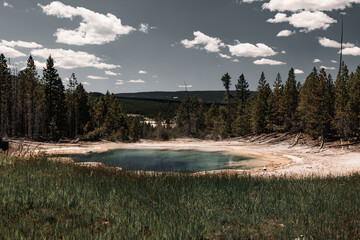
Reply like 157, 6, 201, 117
1, 155, 360, 239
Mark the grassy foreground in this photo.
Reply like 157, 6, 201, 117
1, 155, 360, 239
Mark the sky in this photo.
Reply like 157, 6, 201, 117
0, 0, 359, 93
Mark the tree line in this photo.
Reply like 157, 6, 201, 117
0, 54, 155, 142
176, 64, 360, 141
1, 52, 359, 142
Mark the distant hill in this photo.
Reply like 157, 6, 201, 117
90, 91, 254, 120
114, 91, 239, 104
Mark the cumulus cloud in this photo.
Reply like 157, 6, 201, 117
0, 46, 26, 58
281, 51, 286, 54
82, 81, 91, 85
115, 80, 124, 85
219, 53, 231, 59
294, 69, 304, 74
105, 70, 120, 76
331, 60, 338, 63
341, 47, 360, 56
228, 42, 276, 58
253, 58, 286, 65
128, 79, 145, 83
267, 11, 337, 32
138, 70, 147, 74
87, 75, 108, 80
320, 66, 336, 70
232, 59, 239, 62
1, 40, 43, 48
318, 37, 355, 48
313, 58, 321, 63
181, 31, 225, 53
38, 1, 135, 46
276, 30, 295, 37
263, 0, 360, 12
31, 48, 121, 70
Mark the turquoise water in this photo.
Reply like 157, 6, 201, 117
63, 149, 265, 172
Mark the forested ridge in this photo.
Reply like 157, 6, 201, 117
0, 52, 360, 142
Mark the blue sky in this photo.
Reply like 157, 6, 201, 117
0, 0, 359, 93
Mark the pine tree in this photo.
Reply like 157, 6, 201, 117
233, 74, 251, 136
43, 56, 67, 140
267, 73, 284, 132
281, 68, 299, 131
334, 62, 350, 138
74, 83, 90, 136
176, 95, 205, 137
347, 66, 360, 137
0, 54, 11, 137
252, 72, 271, 134
297, 68, 334, 137
220, 73, 232, 136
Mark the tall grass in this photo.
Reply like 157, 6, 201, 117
1, 155, 360, 239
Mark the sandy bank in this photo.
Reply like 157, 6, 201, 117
7, 138, 360, 177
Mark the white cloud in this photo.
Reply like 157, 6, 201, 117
331, 60, 338, 63
3, 1, 13, 8
31, 48, 121, 69
294, 69, 304, 74
138, 70, 147, 74
341, 47, 360, 56
1, 40, 43, 48
276, 30, 295, 37
152, 75, 158, 78
313, 58, 321, 63
0, 46, 26, 58
320, 66, 336, 70
138, 23, 156, 33
219, 53, 231, 59
87, 75, 108, 80
253, 58, 286, 65
228, 42, 276, 58
34, 60, 46, 69
115, 80, 124, 85
179, 84, 192, 88
281, 50, 286, 54
105, 70, 120, 76
38, 1, 135, 46
232, 59, 239, 62
263, 0, 360, 12
82, 81, 91, 85
267, 11, 337, 32
181, 31, 225, 53
318, 37, 355, 48
128, 79, 145, 83
139, 23, 149, 33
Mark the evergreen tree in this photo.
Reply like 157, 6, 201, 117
281, 68, 299, 131
0, 54, 11, 137
43, 56, 67, 140
74, 83, 90, 136
347, 66, 360, 137
220, 73, 232, 136
176, 95, 205, 137
233, 74, 251, 136
252, 72, 271, 134
334, 62, 350, 138
297, 68, 334, 137
267, 73, 284, 132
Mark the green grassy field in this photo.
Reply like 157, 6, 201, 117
1, 155, 360, 239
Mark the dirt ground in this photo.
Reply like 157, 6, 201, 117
6, 134, 360, 177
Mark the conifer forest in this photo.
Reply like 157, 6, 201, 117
1, 53, 360, 142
